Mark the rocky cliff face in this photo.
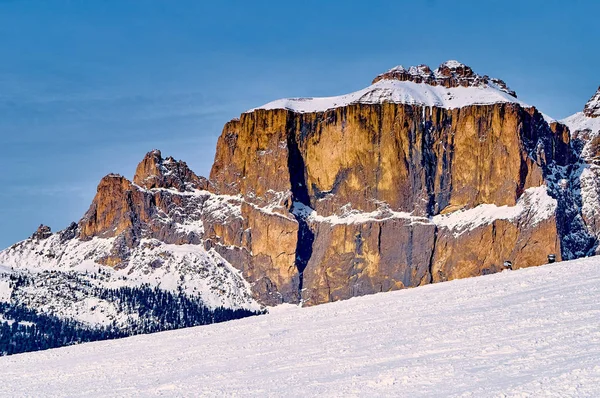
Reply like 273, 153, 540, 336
562, 87, 600, 253
210, 72, 578, 305
2, 61, 598, 309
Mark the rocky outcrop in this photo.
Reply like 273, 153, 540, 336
133, 149, 209, 191
79, 151, 212, 245
31, 225, 52, 240
208, 62, 580, 305
372, 60, 516, 97
584, 87, 600, 118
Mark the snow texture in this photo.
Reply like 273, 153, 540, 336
248, 77, 528, 114
563, 112, 600, 138
1, 256, 599, 396
433, 186, 557, 236
584, 87, 600, 117
294, 186, 556, 237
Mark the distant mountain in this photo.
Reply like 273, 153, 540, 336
1, 60, 599, 354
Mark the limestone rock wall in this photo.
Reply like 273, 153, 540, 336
208, 101, 574, 305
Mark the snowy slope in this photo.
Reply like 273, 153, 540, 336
0, 238, 259, 328
249, 79, 528, 114
1, 256, 600, 397
0, 186, 261, 328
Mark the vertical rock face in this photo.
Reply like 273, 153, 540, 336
301, 219, 437, 305
213, 104, 550, 214
207, 61, 587, 306
210, 96, 571, 305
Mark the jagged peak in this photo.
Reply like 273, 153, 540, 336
133, 150, 207, 192
31, 224, 52, 240
584, 86, 600, 118
372, 60, 516, 98
440, 59, 466, 69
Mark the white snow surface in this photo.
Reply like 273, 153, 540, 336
248, 79, 529, 114
1, 256, 600, 396
563, 112, 600, 137
0, 236, 256, 304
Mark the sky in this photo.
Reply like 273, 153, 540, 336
0, 0, 598, 249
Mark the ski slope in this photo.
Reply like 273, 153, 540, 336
1, 257, 600, 397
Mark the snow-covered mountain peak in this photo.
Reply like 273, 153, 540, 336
249, 60, 524, 114
439, 59, 466, 69
372, 60, 516, 97
584, 86, 600, 118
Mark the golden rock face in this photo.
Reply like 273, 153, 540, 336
79, 174, 146, 242
212, 103, 565, 215
208, 101, 573, 305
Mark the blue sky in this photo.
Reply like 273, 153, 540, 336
0, 0, 598, 249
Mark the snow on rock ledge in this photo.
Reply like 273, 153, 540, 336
294, 186, 556, 237
433, 186, 557, 236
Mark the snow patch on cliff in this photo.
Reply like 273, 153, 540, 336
433, 186, 557, 236
293, 202, 429, 225
293, 186, 555, 236
562, 111, 600, 243
563, 112, 600, 137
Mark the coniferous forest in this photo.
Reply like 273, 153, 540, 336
0, 273, 264, 356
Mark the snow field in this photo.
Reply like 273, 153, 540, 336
1, 256, 599, 397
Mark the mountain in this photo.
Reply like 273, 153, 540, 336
1, 61, 599, 353
2, 255, 600, 396
209, 60, 594, 305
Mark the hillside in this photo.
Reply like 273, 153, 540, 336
1, 257, 599, 396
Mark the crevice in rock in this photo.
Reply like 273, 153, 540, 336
421, 111, 437, 216
426, 225, 438, 285
286, 115, 315, 302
